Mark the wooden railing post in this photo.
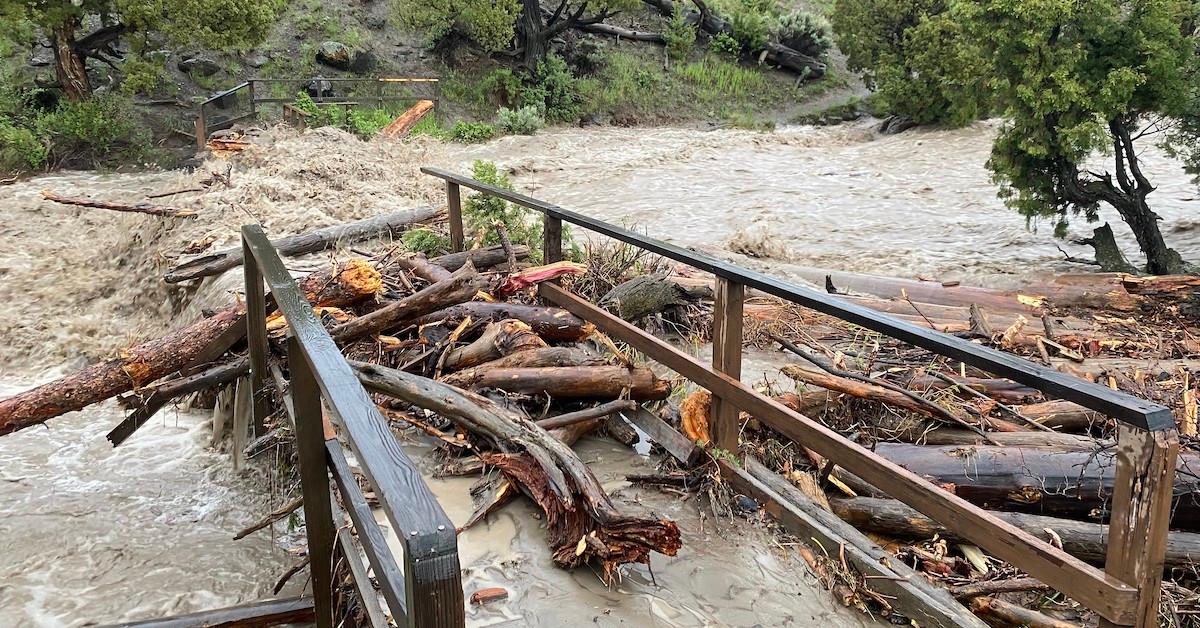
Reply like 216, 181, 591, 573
544, 214, 562, 263
1099, 424, 1179, 628
446, 182, 464, 252
404, 539, 466, 628
288, 336, 336, 628
194, 114, 206, 150
243, 242, 271, 437
710, 277, 744, 452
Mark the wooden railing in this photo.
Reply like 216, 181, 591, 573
191, 77, 440, 147
421, 166, 1179, 628
241, 224, 465, 628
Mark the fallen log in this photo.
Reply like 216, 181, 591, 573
351, 361, 682, 580
535, 400, 640, 430
379, 99, 435, 138
0, 305, 246, 436
41, 190, 197, 219
829, 496, 1200, 568
417, 302, 594, 342
1020, 400, 1105, 432
917, 428, 1101, 449
164, 207, 440, 283
968, 597, 1077, 628
950, 578, 1051, 600
331, 263, 486, 342
396, 253, 452, 283
443, 366, 672, 400
872, 443, 1200, 529
599, 273, 712, 321
430, 244, 530, 272
442, 320, 547, 370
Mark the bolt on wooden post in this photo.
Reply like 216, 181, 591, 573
1099, 424, 1179, 628
710, 277, 744, 452
446, 181, 464, 252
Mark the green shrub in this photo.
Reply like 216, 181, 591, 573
0, 121, 47, 171
479, 68, 524, 107
496, 105, 543, 135
727, 10, 771, 50
663, 9, 698, 62
774, 10, 831, 58
709, 32, 741, 56
35, 95, 148, 167
401, 228, 452, 256
409, 115, 448, 139
463, 160, 545, 260
522, 53, 581, 122
451, 120, 496, 143
347, 108, 397, 137
120, 55, 174, 96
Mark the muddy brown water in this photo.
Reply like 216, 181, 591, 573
2, 120, 1197, 626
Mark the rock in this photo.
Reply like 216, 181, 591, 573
349, 50, 377, 74
178, 55, 221, 76
246, 53, 270, 69
316, 41, 352, 70
305, 77, 335, 98
29, 51, 52, 67
364, 14, 387, 30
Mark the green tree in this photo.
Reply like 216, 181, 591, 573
831, 0, 988, 126
3, 0, 283, 101
393, 0, 635, 68
959, 0, 1200, 274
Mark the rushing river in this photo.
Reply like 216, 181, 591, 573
1, 119, 1197, 626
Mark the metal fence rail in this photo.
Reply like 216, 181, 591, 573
421, 166, 1179, 628
242, 224, 465, 628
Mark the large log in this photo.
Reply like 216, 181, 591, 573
331, 263, 486, 342
164, 207, 440, 283
598, 273, 711, 321
442, 320, 547, 370
0, 305, 246, 436
872, 443, 1200, 529
443, 366, 672, 400
417, 302, 594, 342
351, 361, 682, 580
829, 496, 1200, 569
430, 244, 530, 272
2, 260, 382, 437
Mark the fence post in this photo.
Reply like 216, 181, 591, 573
243, 242, 271, 437
194, 113, 206, 150
446, 181, 464, 252
288, 336, 336, 628
1099, 424, 1179, 628
544, 214, 563, 263
248, 80, 257, 119
404, 543, 466, 628
710, 277, 744, 452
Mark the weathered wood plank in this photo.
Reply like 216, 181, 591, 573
710, 277, 744, 452
100, 596, 314, 627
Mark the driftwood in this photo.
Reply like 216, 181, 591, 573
950, 578, 1051, 600
430, 244, 530, 272
234, 496, 304, 540
351, 361, 681, 580
830, 496, 1200, 568
968, 597, 1077, 628
444, 366, 672, 400
165, 207, 440, 283
331, 263, 486, 342
535, 400, 639, 430
872, 443, 1200, 529
396, 253, 452, 283
417, 302, 594, 342
379, 100, 434, 139
442, 320, 547, 370
41, 190, 197, 219
599, 273, 712, 321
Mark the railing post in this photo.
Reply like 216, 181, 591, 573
1099, 424, 1179, 628
194, 113, 206, 150
404, 541, 466, 628
288, 336, 336, 628
243, 241, 271, 437
446, 181, 464, 253
710, 277, 744, 452
544, 214, 562, 263
248, 80, 257, 119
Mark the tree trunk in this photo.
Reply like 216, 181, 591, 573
442, 366, 672, 400
520, 0, 549, 69
330, 263, 486, 342
417, 302, 594, 342
1115, 186, 1183, 276
872, 443, 1200, 529
829, 495, 1200, 570
52, 19, 91, 101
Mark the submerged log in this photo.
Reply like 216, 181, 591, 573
872, 443, 1200, 529
444, 366, 672, 400
41, 190, 197, 219
164, 207, 440, 283
0, 305, 246, 436
417, 302, 594, 342
830, 496, 1200, 568
351, 361, 682, 580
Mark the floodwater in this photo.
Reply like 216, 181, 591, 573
1, 119, 1197, 626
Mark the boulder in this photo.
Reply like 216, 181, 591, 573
178, 55, 221, 76
246, 53, 270, 68
316, 41, 352, 69
349, 50, 377, 74
364, 14, 388, 30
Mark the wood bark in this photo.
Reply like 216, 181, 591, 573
1020, 400, 1105, 432
535, 400, 639, 430
165, 207, 440, 283
871, 443, 1200, 529
52, 20, 91, 101
599, 273, 712, 321
441, 320, 547, 370
378, 100, 435, 138
351, 361, 681, 580
829, 495, 1200, 569
443, 366, 671, 400
429, 244, 530, 272
442, 347, 606, 388
41, 190, 197, 219
396, 253, 452, 283
417, 302, 594, 342
331, 263, 486, 342
0, 305, 246, 436
968, 597, 1078, 628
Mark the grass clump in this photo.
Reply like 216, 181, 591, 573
451, 120, 496, 143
